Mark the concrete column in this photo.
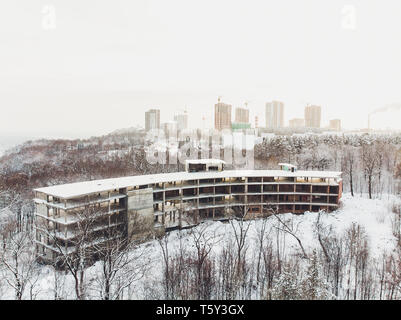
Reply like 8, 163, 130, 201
260, 178, 263, 214
64, 200, 67, 224
277, 180, 280, 207
244, 177, 248, 204
197, 180, 200, 224
244, 177, 248, 217
179, 185, 183, 228
327, 185, 330, 204
213, 179, 215, 219
46, 205, 50, 245
64, 222, 67, 240
162, 183, 166, 225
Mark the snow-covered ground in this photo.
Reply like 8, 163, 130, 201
2, 193, 400, 300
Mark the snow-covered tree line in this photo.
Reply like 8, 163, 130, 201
0, 132, 400, 299
140, 206, 401, 300
255, 133, 401, 198
0, 203, 151, 300
1, 193, 401, 299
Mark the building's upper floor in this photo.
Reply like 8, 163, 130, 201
34, 160, 342, 202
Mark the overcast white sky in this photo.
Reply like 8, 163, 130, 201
1, 0, 401, 139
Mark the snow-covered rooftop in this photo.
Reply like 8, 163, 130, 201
278, 163, 297, 168
34, 169, 342, 199
185, 159, 226, 165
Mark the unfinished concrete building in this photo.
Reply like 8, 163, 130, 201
34, 159, 342, 263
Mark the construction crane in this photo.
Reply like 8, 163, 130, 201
244, 99, 253, 109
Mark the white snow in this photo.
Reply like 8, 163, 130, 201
1, 193, 400, 300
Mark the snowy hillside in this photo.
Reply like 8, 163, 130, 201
2, 193, 400, 300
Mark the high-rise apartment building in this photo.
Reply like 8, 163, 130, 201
265, 101, 284, 129
162, 121, 178, 137
235, 107, 249, 124
304, 105, 321, 128
145, 109, 160, 132
329, 119, 341, 131
214, 98, 232, 131
289, 118, 305, 128
174, 112, 188, 132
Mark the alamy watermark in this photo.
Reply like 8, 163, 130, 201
144, 129, 256, 169
42, 5, 56, 30
341, 4, 357, 30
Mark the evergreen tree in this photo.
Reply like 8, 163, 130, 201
301, 250, 334, 300
270, 264, 300, 300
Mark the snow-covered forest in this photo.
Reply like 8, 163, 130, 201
0, 132, 401, 300
1, 194, 401, 300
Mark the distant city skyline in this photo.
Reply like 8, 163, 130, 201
266, 101, 285, 129
214, 99, 232, 131
145, 108, 160, 132
304, 105, 322, 128
147, 98, 346, 134
1, 1, 401, 140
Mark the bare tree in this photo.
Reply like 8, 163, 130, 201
272, 213, 308, 259
189, 222, 221, 299
344, 223, 369, 299
92, 228, 150, 300
361, 144, 382, 199
229, 209, 251, 276
40, 206, 100, 300
254, 217, 271, 290
50, 265, 68, 300
215, 238, 237, 299
385, 247, 401, 299
314, 215, 346, 298
342, 146, 357, 196
158, 231, 176, 299
0, 217, 38, 300
391, 203, 401, 246
315, 211, 329, 262
158, 230, 195, 300
229, 207, 257, 299
0, 189, 21, 234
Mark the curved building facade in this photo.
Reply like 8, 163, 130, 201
33, 160, 342, 262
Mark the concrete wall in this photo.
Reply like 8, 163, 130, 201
127, 188, 158, 240
36, 203, 48, 216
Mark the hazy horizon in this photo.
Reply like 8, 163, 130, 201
2, 0, 401, 139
